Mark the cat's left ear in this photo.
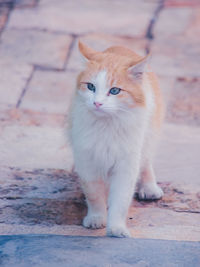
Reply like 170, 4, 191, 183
78, 41, 98, 61
128, 53, 151, 81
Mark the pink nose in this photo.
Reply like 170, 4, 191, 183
94, 102, 103, 108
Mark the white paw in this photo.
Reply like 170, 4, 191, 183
83, 214, 106, 229
138, 182, 164, 200
107, 225, 131, 238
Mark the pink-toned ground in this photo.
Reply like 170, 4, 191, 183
0, 0, 199, 241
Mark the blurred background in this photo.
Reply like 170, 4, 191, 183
0, 0, 199, 241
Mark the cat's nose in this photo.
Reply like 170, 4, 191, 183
94, 102, 103, 108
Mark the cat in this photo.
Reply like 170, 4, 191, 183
68, 41, 164, 237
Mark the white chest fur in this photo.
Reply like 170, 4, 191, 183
70, 95, 148, 180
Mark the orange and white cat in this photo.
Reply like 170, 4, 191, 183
68, 41, 164, 237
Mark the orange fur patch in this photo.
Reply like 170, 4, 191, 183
147, 72, 165, 129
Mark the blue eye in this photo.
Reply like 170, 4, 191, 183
109, 87, 121, 95
87, 83, 96, 92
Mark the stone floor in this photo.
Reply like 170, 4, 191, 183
1, 235, 200, 267
0, 0, 199, 257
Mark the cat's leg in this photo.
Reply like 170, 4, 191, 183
137, 162, 163, 200
107, 160, 139, 238
81, 178, 107, 229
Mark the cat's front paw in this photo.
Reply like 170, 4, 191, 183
107, 225, 131, 238
138, 182, 164, 200
83, 214, 106, 229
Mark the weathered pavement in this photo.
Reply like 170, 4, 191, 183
0, 0, 200, 265
0, 235, 200, 267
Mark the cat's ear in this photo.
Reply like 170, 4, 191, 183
78, 41, 98, 61
128, 54, 151, 81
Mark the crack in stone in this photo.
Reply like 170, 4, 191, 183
145, 0, 165, 53
8, 26, 87, 37
0, 1, 15, 8
34, 64, 67, 72
30, 34, 77, 72
15, 0, 39, 9
64, 34, 77, 70
173, 209, 200, 214
16, 66, 35, 108
0, 1, 14, 38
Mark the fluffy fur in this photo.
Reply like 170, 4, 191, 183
68, 41, 164, 237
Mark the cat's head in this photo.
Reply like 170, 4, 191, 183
77, 41, 149, 117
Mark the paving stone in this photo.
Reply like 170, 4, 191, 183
151, 7, 200, 77
166, 77, 200, 126
0, 60, 32, 106
0, 235, 199, 267
154, 6, 193, 37
133, 183, 200, 214
20, 70, 77, 113
0, 108, 66, 128
185, 6, 200, 38
67, 33, 147, 71
0, 29, 72, 69
7, 0, 157, 36
155, 123, 200, 186
128, 206, 200, 233
0, 124, 72, 169
0, 168, 85, 226
164, 0, 200, 8
151, 36, 200, 77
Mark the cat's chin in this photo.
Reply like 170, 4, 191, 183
89, 107, 110, 117
94, 111, 108, 117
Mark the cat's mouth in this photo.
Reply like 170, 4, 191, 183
86, 102, 112, 116
90, 106, 109, 116
93, 107, 106, 114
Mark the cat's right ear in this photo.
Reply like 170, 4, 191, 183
78, 41, 97, 61
127, 53, 151, 82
